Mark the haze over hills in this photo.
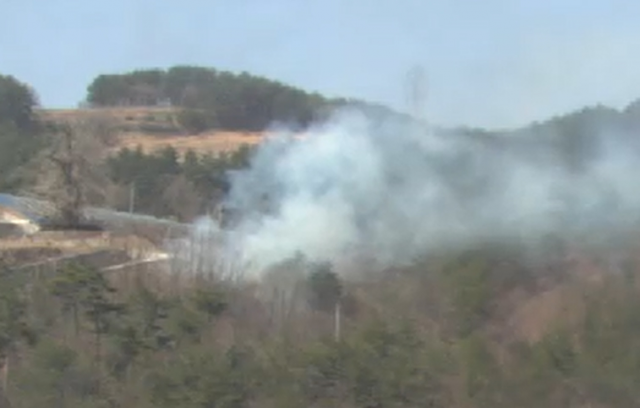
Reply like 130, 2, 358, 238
4, 65, 640, 407
5, 0, 640, 405
4, 65, 640, 227
32, 65, 640, 158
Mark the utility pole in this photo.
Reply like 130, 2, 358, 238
128, 181, 136, 214
334, 300, 342, 341
406, 64, 428, 125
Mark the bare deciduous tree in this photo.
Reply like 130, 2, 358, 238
161, 175, 204, 222
33, 114, 118, 228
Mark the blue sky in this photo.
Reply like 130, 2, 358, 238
1, 0, 640, 129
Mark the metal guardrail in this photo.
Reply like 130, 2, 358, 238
0, 193, 189, 229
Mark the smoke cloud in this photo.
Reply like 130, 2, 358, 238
178, 106, 640, 279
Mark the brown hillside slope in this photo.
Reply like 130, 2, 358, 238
38, 107, 267, 156
116, 130, 264, 156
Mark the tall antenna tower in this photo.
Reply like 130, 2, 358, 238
405, 65, 428, 125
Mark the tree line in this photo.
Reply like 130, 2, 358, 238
1, 242, 640, 407
0, 74, 48, 192
106, 145, 255, 221
86, 66, 395, 132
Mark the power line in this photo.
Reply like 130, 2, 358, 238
405, 65, 428, 125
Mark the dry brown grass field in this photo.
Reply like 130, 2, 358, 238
115, 130, 264, 156
38, 107, 269, 156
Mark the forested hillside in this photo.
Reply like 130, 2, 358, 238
3, 239, 640, 407
85, 66, 397, 132
5, 69, 640, 407
6, 68, 640, 223
0, 74, 48, 192
0, 68, 403, 222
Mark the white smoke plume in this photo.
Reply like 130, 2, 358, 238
178, 106, 640, 279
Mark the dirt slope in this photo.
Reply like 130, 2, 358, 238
38, 107, 267, 156
116, 130, 264, 156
